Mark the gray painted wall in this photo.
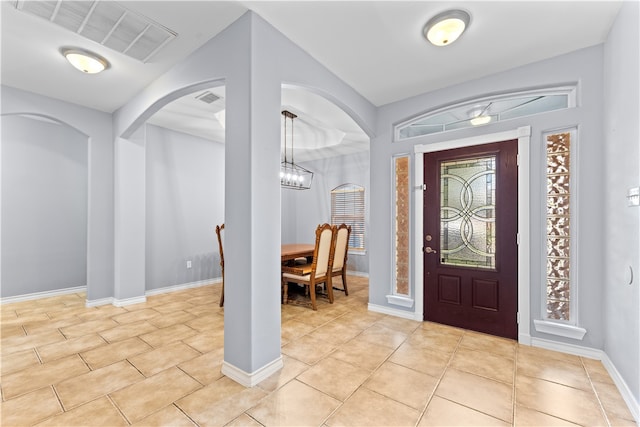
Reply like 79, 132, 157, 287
281, 150, 370, 274
145, 124, 224, 290
603, 0, 640, 406
1, 86, 114, 301
372, 45, 606, 350
1, 115, 87, 297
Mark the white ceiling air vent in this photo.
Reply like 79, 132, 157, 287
195, 91, 221, 104
15, 0, 177, 62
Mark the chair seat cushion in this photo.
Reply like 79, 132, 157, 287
283, 272, 311, 281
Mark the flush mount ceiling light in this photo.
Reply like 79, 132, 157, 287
60, 47, 109, 74
423, 9, 470, 47
469, 104, 492, 126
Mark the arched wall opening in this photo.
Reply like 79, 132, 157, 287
279, 84, 371, 276
117, 79, 227, 295
1, 113, 88, 299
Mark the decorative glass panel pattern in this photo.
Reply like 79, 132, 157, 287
546, 132, 571, 320
440, 156, 496, 269
394, 156, 410, 295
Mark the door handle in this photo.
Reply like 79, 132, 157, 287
424, 246, 437, 254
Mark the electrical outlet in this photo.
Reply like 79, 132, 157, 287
186, 260, 192, 269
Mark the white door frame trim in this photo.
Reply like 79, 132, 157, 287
413, 126, 531, 344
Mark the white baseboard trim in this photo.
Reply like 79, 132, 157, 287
145, 277, 222, 297
1, 286, 86, 305
221, 356, 284, 387
530, 336, 603, 360
85, 297, 114, 307
368, 302, 418, 321
86, 277, 222, 307
518, 332, 532, 346
113, 296, 147, 307
601, 352, 640, 424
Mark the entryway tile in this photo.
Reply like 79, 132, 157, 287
514, 404, 580, 426
297, 356, 370, 401
1, 387, 62, 426
55, 360, 144, 409
131, 404, 197, 427
450, 347, 514, 384
515, 374, 607, 425
327, 387, 420, 426
80, 336, 152, 370
1, 354, 89, 399
331, 335, 394, 372
247, 380, 340, 426
389, 342, 451, 378
364, 361, 438, 410
177, 379, 266, 426
128, 341, 201, 377
34, 396, 128, 426
436, 368, 513, 423
418, 396, 510, 426
109, 367, 201, 424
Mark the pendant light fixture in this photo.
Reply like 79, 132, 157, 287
280, 110, 313, 190
423, 9, 471, 47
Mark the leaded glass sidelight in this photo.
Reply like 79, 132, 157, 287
440, 156, 496, 269
393, 155, 410, 295
545, 131, 572, 321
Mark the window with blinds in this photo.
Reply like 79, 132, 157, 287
331, 184, 365, 251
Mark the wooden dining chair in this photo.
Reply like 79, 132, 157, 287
215, 223, 225, 307
330, 223, 351, 296
281, 223, 336, 310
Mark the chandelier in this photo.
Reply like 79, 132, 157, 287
280, 110, 313, 190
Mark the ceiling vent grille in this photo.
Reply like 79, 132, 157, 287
15, 0, 177, 62
195, 91, 221, 104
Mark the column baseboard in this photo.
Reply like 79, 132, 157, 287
221, 356, 283, 388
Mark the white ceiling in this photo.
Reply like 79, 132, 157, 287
0, 1, 622, 160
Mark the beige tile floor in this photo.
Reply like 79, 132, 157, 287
1, 276, 637, 426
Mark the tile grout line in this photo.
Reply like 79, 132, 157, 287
581, 356, 613, 427
413, 329, 464, 426
319, 324, 415, 427
105, 393, 133, 426
511, 341, 519, 426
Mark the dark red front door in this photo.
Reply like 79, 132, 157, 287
423, 140, 518, 339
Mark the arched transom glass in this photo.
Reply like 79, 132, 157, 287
395, 87, 576, 141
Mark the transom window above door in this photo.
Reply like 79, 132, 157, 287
394, 87, 576, 141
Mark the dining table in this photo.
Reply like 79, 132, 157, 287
281, 243, 314, 263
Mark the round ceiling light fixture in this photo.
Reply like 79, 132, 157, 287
468, 104, 492, 126
423, 9, 471, 47
60, 47, 110, 74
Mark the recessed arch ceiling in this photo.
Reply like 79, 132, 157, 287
146, 85, 370, 162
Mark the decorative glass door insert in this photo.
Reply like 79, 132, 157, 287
440, 156, 496, 269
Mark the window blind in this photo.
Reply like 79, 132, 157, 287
331, 184, 365, 250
